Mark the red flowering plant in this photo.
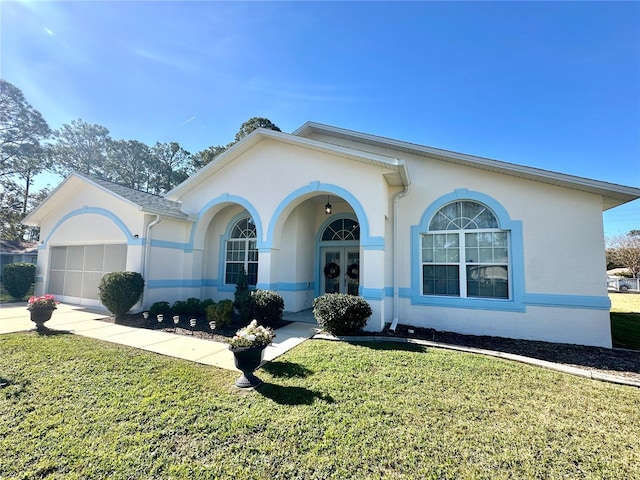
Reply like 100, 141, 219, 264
27, 294, 59, 310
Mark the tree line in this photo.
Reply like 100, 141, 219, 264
0, 79, 280, 241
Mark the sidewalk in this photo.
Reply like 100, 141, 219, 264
0, 303, 318, 372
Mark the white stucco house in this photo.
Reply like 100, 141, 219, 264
24, 122, 640, 347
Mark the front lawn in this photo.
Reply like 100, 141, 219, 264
1, 333, 638, 479
610, 293, 640, 350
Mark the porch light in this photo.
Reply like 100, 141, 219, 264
325, 196, 332, 215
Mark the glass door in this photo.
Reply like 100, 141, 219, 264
321, 248, 359, 295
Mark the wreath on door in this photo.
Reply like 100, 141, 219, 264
346, 263, 359, 280
323, 262, 340, 279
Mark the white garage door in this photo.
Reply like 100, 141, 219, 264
49, 244, 127, 305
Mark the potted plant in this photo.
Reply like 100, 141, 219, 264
26, 294, 59, 331
228, 319, 276, 388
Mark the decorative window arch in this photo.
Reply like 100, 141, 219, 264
422, 200, 509, 299
224, 216, 258, 286
321, 217, 360, 242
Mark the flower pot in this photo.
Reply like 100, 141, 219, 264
28, 307, 56, 331
230, 345, 267, 388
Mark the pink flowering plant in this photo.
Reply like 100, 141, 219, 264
228, 319, 275, 349
27, 294, 59, 310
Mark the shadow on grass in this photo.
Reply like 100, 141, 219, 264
262, 360, 313, 378
347, 340, 429, 353
257, 383, 335, 406
0, 377, 30, 399
33, 327, 73, 336
611, 312, 640, 351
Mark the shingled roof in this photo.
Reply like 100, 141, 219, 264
80, 174, 188, 219
0, 240, 38, 255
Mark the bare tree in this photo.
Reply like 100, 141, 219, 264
608, 231, 640, 278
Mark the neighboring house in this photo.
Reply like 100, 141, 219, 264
0, 240, 38, 281
23, 122, 640, 347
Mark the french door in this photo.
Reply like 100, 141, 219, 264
321, 247, 360, 295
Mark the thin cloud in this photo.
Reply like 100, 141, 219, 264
179, 116, 197, 127
131, 47, 192, 72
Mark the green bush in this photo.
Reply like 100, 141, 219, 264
98, 272, 144, 318
234, 267, 252, 323
206, 299, 234, 328
201, 298, 215, 312
2, 262, 36, 300
172, 300, 188, 315
312, 293, 372, 335
250, 289, 284, 327
185, 297, 204, 316
149, 301, 172, 320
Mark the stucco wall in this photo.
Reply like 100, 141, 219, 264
31, 133, 616, 347
396, 155, 608, 297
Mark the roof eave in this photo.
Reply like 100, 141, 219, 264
293, 122, 639, 209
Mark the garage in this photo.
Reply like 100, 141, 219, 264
48, 244, 127, 305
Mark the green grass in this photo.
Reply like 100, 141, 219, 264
1, 333, 639, 479
610, 293, 640, 350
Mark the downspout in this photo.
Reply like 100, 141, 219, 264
141, 215, 162, 308
390, 184, 409, 332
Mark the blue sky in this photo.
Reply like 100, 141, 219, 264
2, 1, 639, 237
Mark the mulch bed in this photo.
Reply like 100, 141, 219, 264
100, 315, 639, 383
101, 314, 291, 344
376, 324, 640, 382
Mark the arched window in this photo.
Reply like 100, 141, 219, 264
321, 218, 360, 241
225, 217, 258, 286
422, 201, 509, 299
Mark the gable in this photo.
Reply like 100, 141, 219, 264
166, 128, 410, 201
23, 173, 188, 227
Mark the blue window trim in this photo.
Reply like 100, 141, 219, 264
217, 212, 258, 291
411, 189, 526, 312
189, 193, 263, 251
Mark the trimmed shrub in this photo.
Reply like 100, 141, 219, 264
234, 267, 252, 323
98, 271, 144, 318
149, 301, 172, 320
172, 300, 188, 316
2, 262, 36, 300
250, 289, 284, 327
312, 293, 372, 335
185, 297, 204, 316
201, 298, 215, 312
206, 299, 234, 328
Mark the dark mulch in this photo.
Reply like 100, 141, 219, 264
99, 315, 639, 382
376, 324, 640, 382
100, 314, 290, 344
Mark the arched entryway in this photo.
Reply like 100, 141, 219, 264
319, 216, 360, 295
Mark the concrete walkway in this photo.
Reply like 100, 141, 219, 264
0, 303, 319, 372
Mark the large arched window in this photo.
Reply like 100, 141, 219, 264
225, 217, 258, 286
422, 201, 509, 299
